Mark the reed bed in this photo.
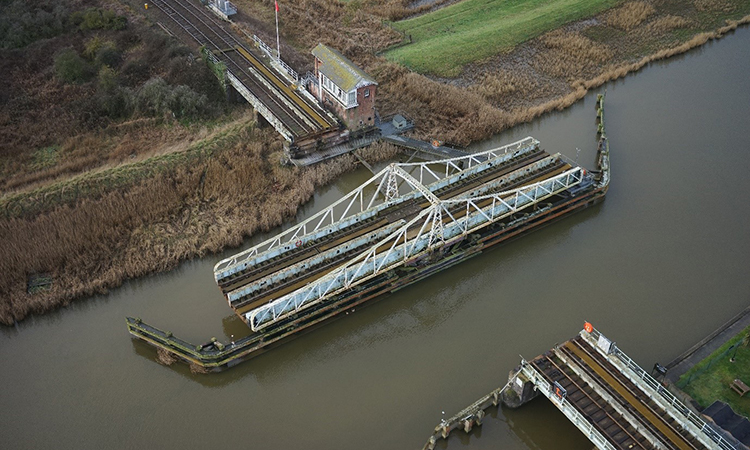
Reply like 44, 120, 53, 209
533, 31, 614, 80
605, 1, 657, 30
4, 0, 750, 324
0, 119, 398, 325
694, 0, 737, 13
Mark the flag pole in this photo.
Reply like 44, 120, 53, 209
275, 0, 280, 60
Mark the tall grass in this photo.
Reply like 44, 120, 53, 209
605, 1, 656, 30
533, 31, 614, 80
0, 119, 400, 325
385, 0, 620, 77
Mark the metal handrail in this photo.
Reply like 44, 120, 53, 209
521, 361, 618, 450
587, 327, 738, 450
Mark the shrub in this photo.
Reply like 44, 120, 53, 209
54, 48, 94, 83
70, 8, 127, 31
0, 1, 70, 49
96, 43, 122, 68
135, 77, 212, 119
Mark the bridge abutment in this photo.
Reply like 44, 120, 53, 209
501, 368, 540, 408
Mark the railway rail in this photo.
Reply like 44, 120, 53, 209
150, 0, 337, 141
425, 322, 734, 450
531, 335, 710, 450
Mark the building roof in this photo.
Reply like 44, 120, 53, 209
312, 43, 377, 92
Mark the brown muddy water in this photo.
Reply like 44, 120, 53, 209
2, 27, 750, 450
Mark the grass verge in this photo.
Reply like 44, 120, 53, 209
679, 325, 750, 417
385, 0, 620, 77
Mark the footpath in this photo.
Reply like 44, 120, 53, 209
666, 304, 750, 383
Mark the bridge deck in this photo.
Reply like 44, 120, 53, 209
220, 146, 581, 320
531, 334, 710, 450
218, 146, 549, 295
151, 0, 337, 139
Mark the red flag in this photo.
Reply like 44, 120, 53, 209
275, 0, 279, 12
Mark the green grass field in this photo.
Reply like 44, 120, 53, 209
385, 0, 620, 77
679, 326, 750, 418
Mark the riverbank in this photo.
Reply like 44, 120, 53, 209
2, 0, 750, 325
666, 305, 750, 383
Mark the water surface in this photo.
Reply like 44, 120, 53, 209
2, 27, 750, 450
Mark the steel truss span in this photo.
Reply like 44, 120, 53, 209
214, 137, 591, 331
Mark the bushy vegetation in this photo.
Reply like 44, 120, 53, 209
0, 2, 126, 49
54, 47, 96, 83
0, 1, 228, 192
0, 1, 70, 49
70, 7, 127, 31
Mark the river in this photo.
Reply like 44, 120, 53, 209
2, 26, 749, 450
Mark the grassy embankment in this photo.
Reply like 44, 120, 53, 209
372, 0, 750, 146
679, 326, 750, 417
385, 0, 619, 77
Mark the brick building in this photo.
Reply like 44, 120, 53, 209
310, 43, 377, 130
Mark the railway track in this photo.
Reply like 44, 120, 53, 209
225, 151, 572, 312
217, 146, 551, 294
531, 336, 709, 450
150, 0, 336, 138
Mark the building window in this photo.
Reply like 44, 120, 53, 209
364, 88, 370, 98
348, 92, 356, 105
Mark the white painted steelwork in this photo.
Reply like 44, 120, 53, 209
245, 162, 583, 330
519, 361, 618, 450
584, 327, 737, 450
213, 137, 541, 280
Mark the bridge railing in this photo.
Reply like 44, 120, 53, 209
213, 137, 539, 281
521, 361, 618, 450
586, 327, 739, 450
252, 34, 299, 82
247, 164, 582, 331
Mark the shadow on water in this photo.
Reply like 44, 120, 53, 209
127, 199, 605, 389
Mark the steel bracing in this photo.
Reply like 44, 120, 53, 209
214, 137, 540, 279
212, 136, 589, 331
524, 327, 739, 450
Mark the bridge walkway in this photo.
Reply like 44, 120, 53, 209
150, 0, 336, 140
531, 334, 708, 450
381, 135, 472, 160
217, 145, 553, 303
520, 327, 738, 450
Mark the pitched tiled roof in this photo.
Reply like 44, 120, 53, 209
312, 43, 376, 92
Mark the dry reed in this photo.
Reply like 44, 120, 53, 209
470, 71, 540, 104
605, 1, 657, 30
190, 363, 209, 374
0, 118, 401, 325
643, 15, 693, 34
375, 0, 456, 21
533, 31, 614, 80
694, 0, 737, 13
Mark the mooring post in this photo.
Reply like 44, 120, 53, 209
475, 409, 485, 425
